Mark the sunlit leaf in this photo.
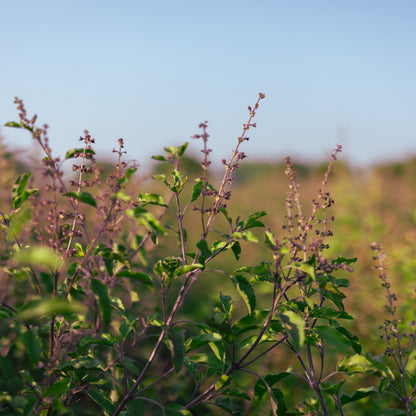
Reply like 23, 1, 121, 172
177, 142, 188, 156
233, 230, 258, 243
231, 275, 256, 315
138, 193, 167, 207
337, 354, 394, 379
173, 263, 203, 277
215, 374, 230, 390
126, 208, 166, 235
4, 121, 21, 128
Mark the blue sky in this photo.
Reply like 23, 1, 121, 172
1, 1, 416, 169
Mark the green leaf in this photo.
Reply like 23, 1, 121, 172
231, 275, 256, 315
173, 263, 203, 277
118, 167, 137, 186
253, 377, 287, 416
209, 340, 225, 362
75, 334, 116, 355
23, 397, 37, 416
191, 180, 203, 202
210, 240, 228, 253
279, 311, 305, 352
187, 352, 224, 372
222, 389, 251, 401
117, 270, 153, 287
337, 354, 395, 379
125, 399, 146, 414
119, 356, 140, 376
163, 403, 192, 416
74, 243, 84, 257
314, 325, 355, 351
215, 374, 230, 390
255, 374, 291, 415
197, 239, 211, 262
18, 298, 86, 321
64, 191, 97, 207
13, 246, 62, 269
152, 155, 167, 161
243, 211, 267, 230
177, 142, 188, 156
167, 327, 185, 373
382, 410, 408, 416
126, 208, 166, 235
87, 389, 115, 415
213, 397, 241, 414
339, 387, 378, 405
335, 325, 362, 354
296, 262, 317, 281
231, 241, 241, 260
5, 121, 22, 128
22, 329, 43, 365
332, 256, 357, 266
164, 145, 177, 155
239, 333, 276, 349
219, 207, 233, 224
12, 173, 38, 209
7, 204, 32, 239
64, 148, 96, 159
22, 124, 34, 132
91, 278, 112, 325
264, 230, 277, 250
169, 169, 187, 193
138, 193, 167, 207
309, 307, 353, 320
186, 332, 222, 351
57, 357, 103, 371
119, 316, 139, 339
15, 172, 30, 198
320, 284, 346, 311
219, 292, 234, 316
153, 257, 182, 283
233, 230, 259, 243
42, 378, 70, 397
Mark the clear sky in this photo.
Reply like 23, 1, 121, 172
1, 0, 416, 169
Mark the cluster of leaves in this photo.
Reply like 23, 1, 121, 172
0, 95, 415, 415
